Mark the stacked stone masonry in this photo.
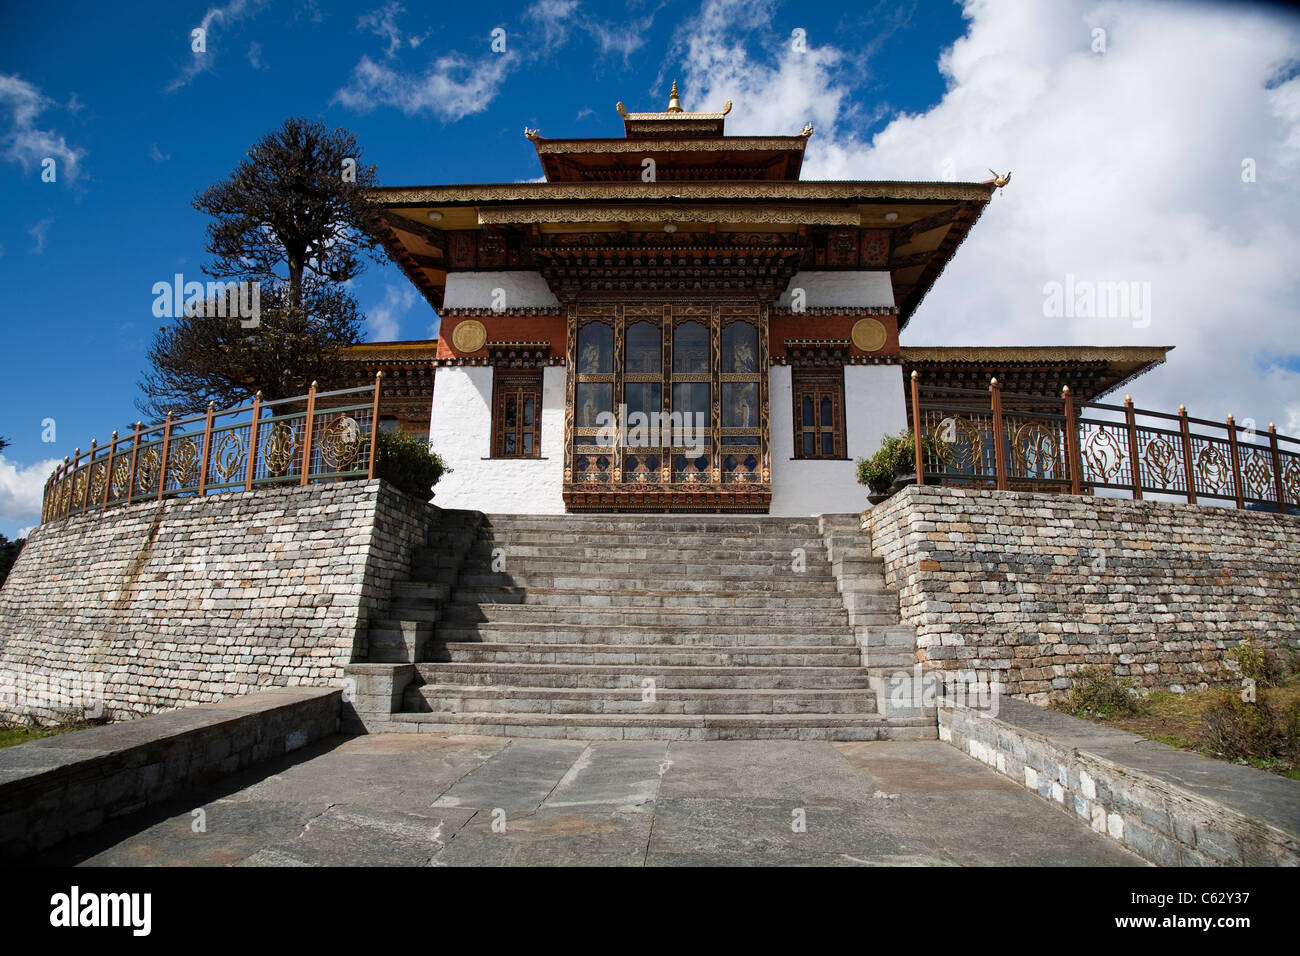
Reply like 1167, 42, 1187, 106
0, 481, 429, 722
866, 486, 1300, 700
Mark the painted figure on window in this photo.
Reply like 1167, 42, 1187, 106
581, 392, 598, 426
580, 341, 602, 374
731, 383, 756, 427
732, 339, 756, 373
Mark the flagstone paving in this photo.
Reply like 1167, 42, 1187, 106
45, 735, 1143, 866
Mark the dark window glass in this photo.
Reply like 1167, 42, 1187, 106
625, 322, 661, 373
672, 322, 708, 372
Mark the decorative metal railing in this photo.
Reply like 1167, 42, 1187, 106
909, 373, 1300, 513
40, 374, 384, 525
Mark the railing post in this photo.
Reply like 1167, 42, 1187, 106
299, 381, 318, 486
127, 423, 142, 504
368, 371, 383, 480
910, 370, 924, 485
1226, 414, 1244, 509
60, 456, 71, 518
990, 377, 1007, 491
1178, 405, 1197, 504
1269, 423, 1286, 513
1062, 386, 1082, 495
101, 431, 118, 508
245, 391, 262, 492
80, 441, 96, 513
158, 413, 173, 501
1124, 396, 1142, 500
198, 401, 216, 496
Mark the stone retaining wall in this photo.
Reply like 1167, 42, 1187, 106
0, 686, 341, 860
942, 699, 1300, 866
0, 481, 429, 722
866, 486, 1300, 699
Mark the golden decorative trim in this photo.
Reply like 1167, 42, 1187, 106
212, 432, 245, 483
479, 204, 860, 226
533, 137, 807, 155
320, 417, 363, 470
1083, 428, 1126, 482
370, 181, 995, 205
451, 319, 488, 353
850, 318, 888, 352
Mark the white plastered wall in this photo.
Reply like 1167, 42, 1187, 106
769, 268, 906, 516
442, 271, 559, 309
427, 365, 566, 513
776, 270, 894, 309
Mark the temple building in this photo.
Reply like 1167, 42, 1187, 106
343, 85, 1169, 514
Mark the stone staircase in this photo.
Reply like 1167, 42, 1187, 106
362, 512, 935, 740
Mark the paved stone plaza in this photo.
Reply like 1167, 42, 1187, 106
47, 735, 1141, 866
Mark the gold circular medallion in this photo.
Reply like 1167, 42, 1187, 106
451, 319, 487, 353
850, 318, 888, 352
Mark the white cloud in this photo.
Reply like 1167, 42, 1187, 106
0, 456, 59, 529
0, 74, 86, 181
366, 284, 417, 340
673, 0, 1300, 426
28, 219, 52, 255
247, 40, 265, 70
334, 49, 517, 120
166, 0, 265, 92
148, 143, 170, 163
359, 3, 427, 56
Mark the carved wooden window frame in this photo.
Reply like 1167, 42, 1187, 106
492, 368, 543, 459
792, 366, 846, 460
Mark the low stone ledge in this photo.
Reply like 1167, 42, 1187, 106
941, 697, 1300, 866
0, 686, 340, 861
341, 663, 416, 734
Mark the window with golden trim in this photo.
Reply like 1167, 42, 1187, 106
492, 369, 542, 458
792, 367, 846, 460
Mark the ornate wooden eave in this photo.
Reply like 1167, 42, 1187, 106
900, 345, 1173, 403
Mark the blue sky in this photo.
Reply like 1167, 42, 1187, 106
3, 0, 1300, 536
0, 0, 965, 535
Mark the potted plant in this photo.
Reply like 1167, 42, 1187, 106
856, 429, 935, 504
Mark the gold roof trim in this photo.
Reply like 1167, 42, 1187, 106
532, 136, 808, 154
477, 204, 862, 226
371, 181, 994, 205
899, 346, 1172, 365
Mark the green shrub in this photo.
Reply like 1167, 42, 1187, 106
1226, 636, 1289, 688
856, 429, 943, 494
1059, 666, 1144, 719
374, 430, 447, 499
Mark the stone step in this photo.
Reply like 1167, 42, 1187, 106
479, 515, 823, 534
386, 710, 938, 741
434, 621, 856, 646
446, 587, 851, 610
460, 542, 832, 563
427, 557, 838, 580
407, 685, 878, 716
451, 570, 841, 592
413, 662, 873, 689
439, 603, 850, 627
436, 621, 857, 642
427, 641, 863, 667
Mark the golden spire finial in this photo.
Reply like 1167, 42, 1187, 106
667, 79, 682, 113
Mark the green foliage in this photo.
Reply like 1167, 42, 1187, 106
856, 429, 942, 494
374, 430, 447, 499
1226, 636, 1290, 688
1059, 666, 1145, 719
139, 117, 384, 419
0, 534, 25, 589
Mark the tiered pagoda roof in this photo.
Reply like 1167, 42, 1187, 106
367, 83, 996, 326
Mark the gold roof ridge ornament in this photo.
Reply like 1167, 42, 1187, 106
524, 127, 541, 141
615, 80, 733, 121
667, 79, 682, 112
